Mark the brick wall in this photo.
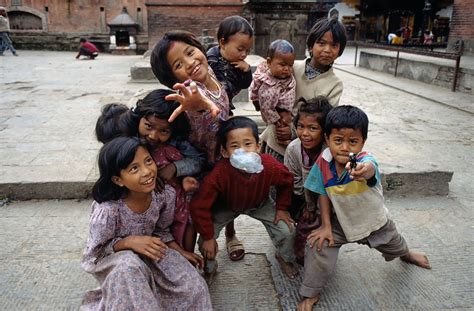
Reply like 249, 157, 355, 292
0, 0, 148, 33
448, 0, 474, 55
146, 1, 243, 50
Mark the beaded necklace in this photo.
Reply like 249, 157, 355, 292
204, 74, 222, 100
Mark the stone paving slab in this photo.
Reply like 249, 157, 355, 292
0, 194, 472, 310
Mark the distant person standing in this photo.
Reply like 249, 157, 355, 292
423, 30, 434, 45
0, 6, 18, 56
76, 38, 99, 59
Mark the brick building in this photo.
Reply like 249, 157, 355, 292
0, 0, 472, 56
448, 0, 474, 55
0, 0, 149, 52
146, 0, 244, 51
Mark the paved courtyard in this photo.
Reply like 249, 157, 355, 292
0, 49, 473, 309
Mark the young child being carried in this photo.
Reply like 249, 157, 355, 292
207, 15, 254, 260
297, 105, 431, 310
275, 18, 347, 150
81, 137, 211, 310
189, 116, 298, 284
283, 96, 332, 265
250, 39, 296, 162
207, 15, 253, 114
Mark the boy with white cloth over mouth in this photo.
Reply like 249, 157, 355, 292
190, 116, 298, 284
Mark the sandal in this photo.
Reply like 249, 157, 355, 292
226, 235, 245, 261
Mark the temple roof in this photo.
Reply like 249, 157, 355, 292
108, 7, 138, 26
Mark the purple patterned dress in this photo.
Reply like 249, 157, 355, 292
151, 144, 189, 248
80, 186, 212, 310
185, 68, 230, 167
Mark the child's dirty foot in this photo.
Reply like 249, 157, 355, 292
226, 235, 245, 261
275, 253, 298, 279
297, 294, 320, 311
203, 261, 218, 286
401, 251, 431, 269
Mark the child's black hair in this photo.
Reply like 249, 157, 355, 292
267, 39, 294, 59
95, 103, 139, 144
217, 15, 253, 43
324, 105, 369, 140
80, 38, 86, 43
217, 116, 259, 148
293, 96, 333, 129
133, 89, 190, 141
92, 136, 150, 203
150, 31, 206, 89
307, 17, 347, 57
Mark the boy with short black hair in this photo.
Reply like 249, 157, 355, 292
189, 116, 298, 283
297, 105, 431, 310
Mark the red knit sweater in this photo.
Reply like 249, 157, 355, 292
190, 154, 293, 240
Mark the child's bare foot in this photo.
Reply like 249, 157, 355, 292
401, 251, 431, 269
297, 295, 320, 311
275, 253, 298, 279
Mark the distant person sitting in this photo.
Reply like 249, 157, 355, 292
387, 33, 396, 44
0, 6, 18, 56
390, 31, 403, 45
76, 38, 99, 59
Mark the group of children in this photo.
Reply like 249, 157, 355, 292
81, 15, 431, 310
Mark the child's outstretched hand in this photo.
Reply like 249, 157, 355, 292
126, 236, 168, 261
182, 176, 199, 193
231, 60, 251, 72
165, 81, 220, 122
307, 225, 334, 252
274, 210, 296, 231
346, 161, 375, 181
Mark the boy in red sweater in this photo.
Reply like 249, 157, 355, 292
76, 38, 99, 60
190, 116, 297, 283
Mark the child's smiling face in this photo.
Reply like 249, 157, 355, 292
167, 41, 209, 83
310, 31, 340, 70
296, 112, 324, 152
219, 32, 253, 62
112, 146, 157, 194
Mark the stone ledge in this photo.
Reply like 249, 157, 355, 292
0, 182, 94, 200
359, 51, 473, 94
0, 171, 453, 200
382, 171, 453, 197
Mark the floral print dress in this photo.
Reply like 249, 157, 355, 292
152, 144, 190, 248
185, 67, 229, 168
80, 187, 212, 310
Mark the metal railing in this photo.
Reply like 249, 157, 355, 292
352, 42, 462, 92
